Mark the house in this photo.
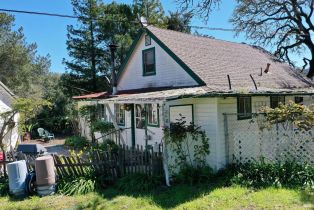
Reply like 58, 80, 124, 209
0, 81, 19, 151
75, 26, 314, 170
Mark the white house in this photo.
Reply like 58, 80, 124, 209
75, 26, 314, 170
0, 81, 19, 151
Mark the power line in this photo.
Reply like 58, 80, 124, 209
1, 8, 313, 37
0, 8, 140, 24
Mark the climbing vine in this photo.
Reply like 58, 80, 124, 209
164, 114, 210, 169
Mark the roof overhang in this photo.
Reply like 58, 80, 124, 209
72, 92, 110, 100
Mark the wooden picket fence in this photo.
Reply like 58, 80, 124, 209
0, 145, 163, 181
53, 145, 163, 180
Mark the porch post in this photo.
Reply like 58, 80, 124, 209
161, 101, 171, 186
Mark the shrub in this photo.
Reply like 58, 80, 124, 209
58, 177, 96, 195
227, 161, 314, 189
0, 177, 9, 196
116, 173, 163, 193
65, 136, 89, 149
91, 121, 114, 133
175, 165, 214, 185
97, 140, 119, 153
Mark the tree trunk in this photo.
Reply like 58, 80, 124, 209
307, 58, 314, 79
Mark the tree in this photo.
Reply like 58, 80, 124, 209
0, 13, 51, 98
97, 2, 140, 73
176, 0, 220, 21
133, 0, 166, 27
63, 0, 108, 96
166, 11, 193, 33
0, 98, 51, 151
231, 0, 314, 79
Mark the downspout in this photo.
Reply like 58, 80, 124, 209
161, 101, 171, 186
109, 43, 118, 95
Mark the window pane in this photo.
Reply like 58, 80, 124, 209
238, 97, 252, 120
148, 104, 158, 126
115, 104, 125, 125
143, 49, 155, 74
135, 104, 145, 129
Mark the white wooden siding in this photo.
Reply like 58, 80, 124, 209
118, 34, 198, 91
170, 105, 193, 125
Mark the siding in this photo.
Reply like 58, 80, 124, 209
167, 98, 219, 170
117, 34, 198, 91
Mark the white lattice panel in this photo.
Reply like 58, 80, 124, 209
229, 116, 314, 165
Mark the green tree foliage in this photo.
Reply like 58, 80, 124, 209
0, 98, 51, 151
63, 0, 108, 96
36, 73, 79, 134
166, 11, 193, 33
97, 2, 140, 76
133, 0, 166, 27
0, 13, 51, 98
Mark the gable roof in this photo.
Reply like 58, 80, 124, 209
0, 81, 16, 108
118, 26, 313, 93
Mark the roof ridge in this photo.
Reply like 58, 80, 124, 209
146, 25, 254, 48
0, 81, 15, 98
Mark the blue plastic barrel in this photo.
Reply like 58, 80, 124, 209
7, 160, 28, 196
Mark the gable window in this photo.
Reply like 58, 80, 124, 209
237, 96, 252, 120
147, 104, 159, 127
115, 104, 125, 126
135, 104, 145, 129
145, 35, 151, 46
142, 47, 156, 76
270, 96, 285, 109
295, 96, 304, 104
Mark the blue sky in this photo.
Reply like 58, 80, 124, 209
0, 0, 256, 73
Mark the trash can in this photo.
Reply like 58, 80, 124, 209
35, 156, 56, 196
7, 160, 28, 196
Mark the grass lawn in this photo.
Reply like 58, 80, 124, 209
0, 184, 313, 210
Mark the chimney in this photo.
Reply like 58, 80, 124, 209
264, 63, 271, 73
109, 43, 118, 95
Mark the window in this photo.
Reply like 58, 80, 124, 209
145, 35, 151, 46
237, 97, 252, 120
142, 48, 156, 76
135, 104, 145, 129
295, 96, 304, 104
147, 104, 159, 127
115, 104, 125, 126
97, 104, 107, 121
270, 96, 285, 108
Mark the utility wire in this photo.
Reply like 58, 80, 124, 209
1, 8, 312, 37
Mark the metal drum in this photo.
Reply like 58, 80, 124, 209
7, 160, 28, 196
35, 156, 56, 196
35, 156, 56, 186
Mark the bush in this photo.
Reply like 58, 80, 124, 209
0, 177, 9, 196
116, 173, 163, 193
91, 121, 114, 133
227, 161, 314, 189
175, 165, 214, 185
97, 140, 119, 153
65, 136, 89, 149
58, 177, 96, 195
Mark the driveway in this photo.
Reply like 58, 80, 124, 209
23, 138, 70, 156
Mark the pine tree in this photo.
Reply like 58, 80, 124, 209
63, 0, 107, 96
133, 0, 166, 27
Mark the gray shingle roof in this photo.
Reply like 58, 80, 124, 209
0, 81, 15, 108
147, 26, 313, 92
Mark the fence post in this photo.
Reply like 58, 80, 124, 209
223, 113, 230, 165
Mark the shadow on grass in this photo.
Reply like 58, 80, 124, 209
95, 178, 227, 209
299, 189, 314, 205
